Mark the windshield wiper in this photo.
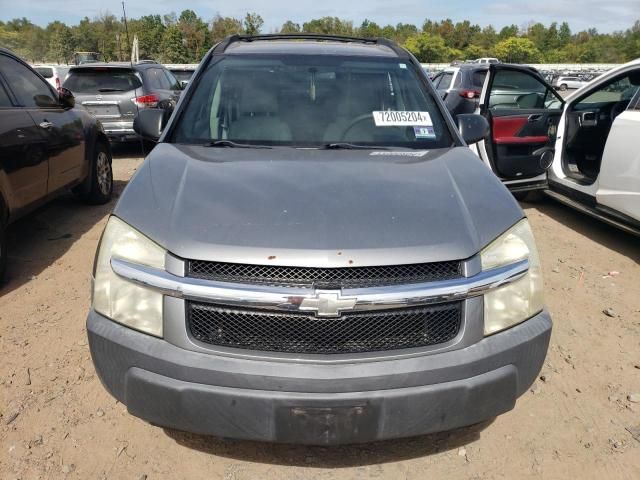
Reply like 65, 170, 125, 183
97, 88, 126, 92
320, 143, 389, 150
205, 140, 272, 149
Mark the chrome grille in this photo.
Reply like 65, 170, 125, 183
187, 259, 462, 289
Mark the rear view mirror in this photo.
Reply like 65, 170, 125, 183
457, 114, 489, 144
133, 109, 168, 142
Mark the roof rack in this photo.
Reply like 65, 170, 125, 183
213, 34, 410, 58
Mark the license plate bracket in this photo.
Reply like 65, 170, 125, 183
84, 105, 119, 117
275, 404, 379, 444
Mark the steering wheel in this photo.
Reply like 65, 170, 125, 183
340, 113, 374, 141
610, 100, 629, 122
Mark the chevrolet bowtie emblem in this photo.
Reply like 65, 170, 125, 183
299, 290, 357, 317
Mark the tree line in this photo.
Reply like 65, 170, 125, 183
1, 11, 639, 65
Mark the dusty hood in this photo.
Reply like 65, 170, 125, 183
114, 144, 523, 267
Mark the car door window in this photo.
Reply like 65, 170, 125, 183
163, 70, 180, 90
452, 72, 462, 88
488, 69, 561, 110
146, 68, 172, 90
0, 83, 12, 107
0, 56, 58, 108
431, 74, 442, 88
439, 72, 454, 90
472, 71, 487, 90
579, 74, 640, 105
35, 67, 53, 79
628, 88, 640, 111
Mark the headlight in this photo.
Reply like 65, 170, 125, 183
481, 219, 544, 336
92, 216, 166, 337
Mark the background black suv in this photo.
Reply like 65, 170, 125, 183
0, 48, 112, 281
432, 64, 489, 119
63, 61, 182, 143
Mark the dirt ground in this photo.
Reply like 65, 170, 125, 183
1, 146, 639, 480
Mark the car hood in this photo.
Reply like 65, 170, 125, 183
113, 144, 523, 267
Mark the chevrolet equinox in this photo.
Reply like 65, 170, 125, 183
87, 34, 552, 445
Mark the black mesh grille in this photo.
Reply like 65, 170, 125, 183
188, 302, 462, 354
188, 260, 462, 289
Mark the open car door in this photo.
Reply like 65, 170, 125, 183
595, 86, 640, 222
475, 65, 564, 189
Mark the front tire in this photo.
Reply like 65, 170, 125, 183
560, 84, 568, 91
82, 142, 113, 205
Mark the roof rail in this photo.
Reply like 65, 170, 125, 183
213, 34, 410, 58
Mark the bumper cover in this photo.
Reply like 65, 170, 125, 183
87, 310, 551, 445
100, 121, 138, 141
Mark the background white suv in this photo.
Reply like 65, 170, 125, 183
32, 64, 70, 91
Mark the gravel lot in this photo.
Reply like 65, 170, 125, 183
1, 146, 639, 480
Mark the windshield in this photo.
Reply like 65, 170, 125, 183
171, 55, 453, 148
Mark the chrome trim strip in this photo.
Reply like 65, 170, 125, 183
111, 257, 529, 314
165, 253, 186, 277
81, 101, 119, 105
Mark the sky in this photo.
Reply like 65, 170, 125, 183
1, 0, 638, 33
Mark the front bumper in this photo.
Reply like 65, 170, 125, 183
87, 310, 551, 445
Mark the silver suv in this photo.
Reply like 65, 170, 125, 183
87, 34, 552, 445
63, 61, 181, 142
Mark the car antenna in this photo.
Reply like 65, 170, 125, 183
122, 1, 146, 156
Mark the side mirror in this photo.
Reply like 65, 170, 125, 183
457, 113, 490, 145
59, 88, 75, 108
179, 80, 189, 89
133, 109, 167, 142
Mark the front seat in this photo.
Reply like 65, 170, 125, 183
228, 83, 292, 142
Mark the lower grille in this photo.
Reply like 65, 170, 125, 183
188, 302, 462, 354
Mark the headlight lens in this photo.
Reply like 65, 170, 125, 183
93, 216, 166, 337
481, 219, 544, 336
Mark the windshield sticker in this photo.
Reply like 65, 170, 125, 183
414, 126, 435, 139
373, 111, 433, 127
369, 151, 429, 157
